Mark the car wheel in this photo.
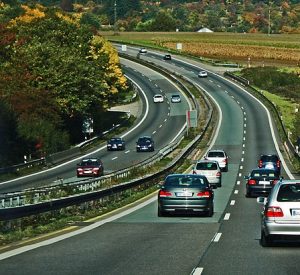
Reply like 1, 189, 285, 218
223, 166, 228, 172
206, 205, 214, 217
245, 190, 251, 198
158, 207, 164, 217
218, 182, 222, 187
261, 230, 273, 247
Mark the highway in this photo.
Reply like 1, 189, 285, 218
0, 47, 299, 275
0, 58, 189, 193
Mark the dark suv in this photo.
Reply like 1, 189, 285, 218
136, 136, 154, 152
258, 154, 281, 175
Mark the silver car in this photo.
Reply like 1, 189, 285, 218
193, 160, 222, 188
257, 179, 300, 246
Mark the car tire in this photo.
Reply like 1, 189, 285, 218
224, 166, 228, 172
261, 230, 273, 247
206, 204, 214, 217
158, 208, 164, 217
245, 190, 251, 198
218, 182, 222, 187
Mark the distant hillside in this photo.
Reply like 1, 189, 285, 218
1, 1, 299, 33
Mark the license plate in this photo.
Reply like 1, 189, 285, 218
84, 170, 92, 174
291, 209, 300, 216
259, 181, 270, 185
176, 192, 193, 197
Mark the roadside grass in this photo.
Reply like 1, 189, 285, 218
258, 89, 298, 133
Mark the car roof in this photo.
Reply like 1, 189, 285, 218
154, 94, 163, 97
171, 94, 180, 97
197, 159, 218, 163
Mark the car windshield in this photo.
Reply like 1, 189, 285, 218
81, 159, 99, 166
110, 138, 121, 142
196, 162, 218, 170
277, 184, 300, 202
139, 138, 151, 143
207, 151, 225, 157
164, 175, 207, 187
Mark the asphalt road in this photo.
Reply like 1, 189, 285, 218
1, 47, 299, 275
0, 58, 189, 193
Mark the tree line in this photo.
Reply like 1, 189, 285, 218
0, 3, 129, 166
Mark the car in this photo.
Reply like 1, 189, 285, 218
204, 149, 228, 172
198, 71, 208, 78
76, 158, 104, 177
107, 137, 125, 151
245, 168, 280, 197
163, 54, 172, 60
136, 136, 154, 152
193, 160, 222, 188
139, 48, 147, 54
258, 154, 281, 175
153, 94, 164, 103
158, 174, 214, 217
257, 179, 300, 247
171, 94, 181, 103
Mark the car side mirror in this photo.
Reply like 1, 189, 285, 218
257, 197, 267, 205
244, 175, 249, 179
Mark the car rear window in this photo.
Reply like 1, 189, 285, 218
207, 151, 225, 157
261, 155, 278, 162
251, 171, 276, 178
277, 184, 300, 202
196, 162, 218, 170
165, 176, 207, 187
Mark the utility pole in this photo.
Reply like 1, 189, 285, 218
268, 2, 271, 36
114, 0, 117, 34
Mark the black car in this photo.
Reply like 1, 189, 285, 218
158, 174, 214, 217
245, 168, 280, 197
136, 136, 154, 152
76, 158, 104, 177
163, 54, 172, 60
258, 154, 281, 175
107, 137, 125, 151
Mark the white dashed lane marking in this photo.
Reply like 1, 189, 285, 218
224, 213, 231, 220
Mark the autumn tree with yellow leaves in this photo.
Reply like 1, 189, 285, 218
0, 3, 129, 164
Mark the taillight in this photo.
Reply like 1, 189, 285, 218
276, 160, 280, 168
216, 172, 221, 177
273, 179, 278, 185
77, 168, 83, 172
159, 190, 172, 197
258, 160, 263, 168
93, 167, 99, 172
222, 158, 227, 164
248, 179, 256, 185
197, 191, 211, 198
265, 206, 284, 217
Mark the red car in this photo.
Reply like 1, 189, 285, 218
76, 158, 104, 177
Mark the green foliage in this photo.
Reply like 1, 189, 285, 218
0, 4, 129, 164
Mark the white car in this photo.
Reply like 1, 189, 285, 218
204, 149, 228, 172
171, 94, 181, 103
198, 71, 208, 78
139, 48, 147, 54
153, 94, 164, 103
193, 159, 222, 188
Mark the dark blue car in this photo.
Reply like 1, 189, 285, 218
107, 137, 125, 151
136, 136, 154, 152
